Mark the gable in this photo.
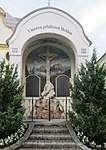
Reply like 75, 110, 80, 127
8, 7, 91, 56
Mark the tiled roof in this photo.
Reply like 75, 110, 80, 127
98, 52, 106, 62
3, 12, 20, 30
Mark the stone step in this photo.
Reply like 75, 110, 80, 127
28, 139, 73, 143
17, 123, 81, 150
18, 148, 78, 150
32, 132, 70, 136
33, 125, 66, 129
29, 134, 72, 140
32, 128, 68, 133
23, 141, 77, 149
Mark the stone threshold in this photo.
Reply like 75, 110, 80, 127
24, 119, 68, 125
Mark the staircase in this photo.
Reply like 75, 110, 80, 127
17, 121, 81, 150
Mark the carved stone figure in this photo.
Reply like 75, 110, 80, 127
41, 81, 55, 99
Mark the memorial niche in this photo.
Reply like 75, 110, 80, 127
25, 45, 71, 119
25, 45, 71, 97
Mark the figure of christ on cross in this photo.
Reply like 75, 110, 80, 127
38, 46, 58, 99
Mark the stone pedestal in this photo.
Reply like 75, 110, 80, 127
32, 99, 65, 119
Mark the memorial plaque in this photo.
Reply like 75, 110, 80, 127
56, 75, 70, 97
26, 75, 40, 97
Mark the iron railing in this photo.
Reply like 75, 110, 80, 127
22, 97, 71, 121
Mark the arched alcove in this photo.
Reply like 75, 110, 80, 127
25, 42, 71, 97
7, 7, 91, 119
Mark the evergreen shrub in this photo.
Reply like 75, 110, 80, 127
0, 60, 24, 139
68, 50, 106, 149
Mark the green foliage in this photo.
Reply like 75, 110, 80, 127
69, 50, 106, 147
0, 60, 24, 139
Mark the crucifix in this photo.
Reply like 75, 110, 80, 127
38, 46, 58, 99
39, 46, 58, 83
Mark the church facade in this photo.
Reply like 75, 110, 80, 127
0, 6, 92, 119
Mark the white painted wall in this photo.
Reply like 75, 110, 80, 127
0, 16, 12, 44
0, 12, 13, 60
8, 7, 91, 80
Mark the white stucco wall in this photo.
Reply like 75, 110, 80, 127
0, 16, 12, 44
0, 10, 13, 60
8, 7, 91, 79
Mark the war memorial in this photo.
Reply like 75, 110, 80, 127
1, 3, 105, 149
